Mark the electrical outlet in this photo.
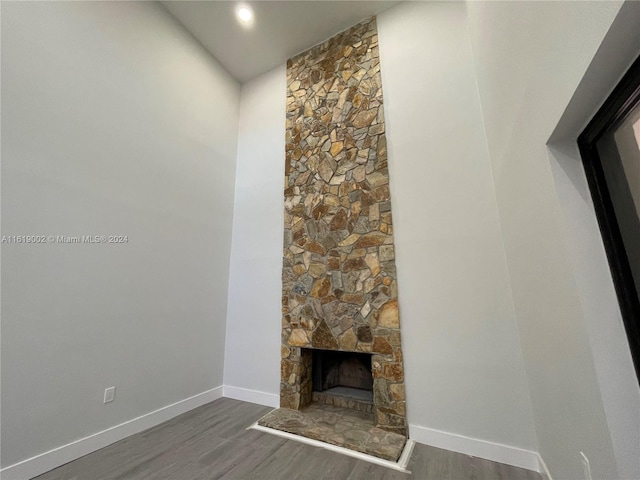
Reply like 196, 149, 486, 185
104, 386, 116, 404
580, 452, 593, 480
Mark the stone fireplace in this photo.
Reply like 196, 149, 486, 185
280, 16, 407, 437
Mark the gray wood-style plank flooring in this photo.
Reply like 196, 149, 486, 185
34, 398, 541, 480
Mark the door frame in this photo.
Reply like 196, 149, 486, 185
578, 55, 640, 384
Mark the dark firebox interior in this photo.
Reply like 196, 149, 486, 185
312, 349, 373, 393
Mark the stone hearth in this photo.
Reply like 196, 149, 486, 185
257, 404, 406, 462
279, 15, 407, 442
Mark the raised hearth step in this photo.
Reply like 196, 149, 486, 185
256, 403, 406, 462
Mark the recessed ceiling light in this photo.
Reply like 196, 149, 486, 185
235, 4, 254, 27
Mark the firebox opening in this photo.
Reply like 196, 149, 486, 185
311, 349, 373, 403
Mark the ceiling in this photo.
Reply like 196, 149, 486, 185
161, 1, 400, 83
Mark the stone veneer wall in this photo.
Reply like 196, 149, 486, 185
281, 17, 407, 435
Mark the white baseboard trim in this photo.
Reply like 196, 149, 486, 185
537, 453, 553, 480
0, 386, 223, 480
223, 385, 279, 408
250, 420, 415, 473
409, 423, 540, 473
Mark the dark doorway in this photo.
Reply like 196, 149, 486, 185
578, 54, 640, 384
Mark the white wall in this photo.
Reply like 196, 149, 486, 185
224, 1, 539, 467
466, 1, 640, 478
223, 66, 285, 406
1, 0, 239, 471
376, 1, 538, 459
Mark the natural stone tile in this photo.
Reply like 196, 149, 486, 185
372, 336, 393, 354
393, 401, 406, 416
369, 123, 385, 135
337, 160, 358, 175
364, 252, 381, 276
324, 194, 340, 206
378, 299, 399, 328
352, 165, 366, 182
341, 292, 364, 305
329, 174, 346, 185
358, 80, 372, 96
356, 149, 369, 165
301, 304, 314, 317
303, 251, 312, 270
301, 316, 317, 330
306, 241, 326, 255
280, 393, 300, 410
351, 108, 378, 128
339, 328, 358, 350
389, 383, 405, 401
310, 277, 332, 298
371, 291, 389, 309
354, 234, 386, 249
381, 363, 404, 382
342, 257, 366, 272
318, 158, 334, 182
357, 325, 373, 342
327, 257, 340, 270
289, 244, 305, 254
312, 204, 331, 220
308, 263, 326, 278
358, 269, 371, 284
329, 208, 348, 230
330, 271, 343, 289
288, 329, 309, 347
372, 184, 390, 202
368, 203, 380, 222
339, 316, 354, 332
330, 141, 344, 157
312, 320, 339, 349
364, 277, 376, 294
361, 301, 372, 318
379, 244, 394, 262
367, 171, 388, 188
282, 16, 406, 439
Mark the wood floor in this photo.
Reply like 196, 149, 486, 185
35, 398, 541, 480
